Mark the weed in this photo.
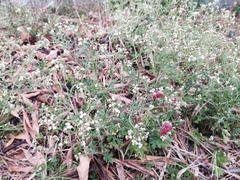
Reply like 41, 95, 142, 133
0, 0, 239, 179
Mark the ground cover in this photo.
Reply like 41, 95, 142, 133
0, 0, 240, 179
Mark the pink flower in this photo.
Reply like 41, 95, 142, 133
153, 89, 163, 100
160, 122, 173, 136
106, 17, 111, 24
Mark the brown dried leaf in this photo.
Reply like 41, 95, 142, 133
22, 91, 41, 99
9, 103, 20, 119
145, 155, 170, 163
21, 94, 33, 107
192, 101, 209, 116
114, 158, 155, 177
31, 102, 39, 136
77, 155, 91, 180
32, 151, 46, 167
52, 84, 63, 94
141, 69, 155, 79
22, 149, 46, 167
22, 149, 33, 162
36, 93, 53, 105
27, 63, 34, 72
47, 135, 57, 156
109, 93, 131, 104
94, 156, 115, 180
22, 109, 36, 139
35, 51, 47, 59
19, 44, 37, 51
13, 65, 24, 77
4, 132, 31, 148
116, 164, 126, 180
65, 147, 73, 169
113, 83, 128, 89
46, 50, 58, 61
20, 32, 30, 42
7, 164, 34, 173
61, 170, 78, 178
98, 54, 114, 60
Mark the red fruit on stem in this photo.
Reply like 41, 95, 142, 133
160, 122, 173, 136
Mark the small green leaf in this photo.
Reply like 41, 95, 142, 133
213, 165, 224, 178
104, 152, 113, 164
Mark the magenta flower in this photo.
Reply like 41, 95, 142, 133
153, 89, 163, 100
160, 121, 173, 136
106, 17, 111, 24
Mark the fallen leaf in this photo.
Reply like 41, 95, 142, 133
13, 152, 25, 160
31, 102, 39, 136
145, 155, 170, 163
98, 54, 114, 60
32, 151, 46, 167
21, 94, 34, 107
22, 91, 41, 99
116, 164, 126, 180
47, 135, 57, 156
114, 158, 155, 177
113, 83, 128, 89
109, 93, 131, 104
46, 50, 58, 61
4, 132, 31, 148
7, 164, 34, 173
20, 32, 30, 42
22, 149, 46, 168
22, 149, 33, 162
61, 170, 78, 178
19, 44, 37, 51
9, 103, 20, 119
35, 51, 47, 59
94, 156, 115, 180
52, 84, 63, 94
65, 147, 73, 169
22, 109, 36, 139
77, 155, 91, 180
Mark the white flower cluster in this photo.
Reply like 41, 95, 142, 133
125, 123, 149, 149
141, 75, 150, 83
48, 57, 66, 73
164, 92, 187, 111
132, 84, 139, 93
72, 66, 85, 80
77, 111, 91, 137
107, 97, 123, 117
39, 104, 59, 131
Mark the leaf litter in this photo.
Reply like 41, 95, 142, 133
0, 3, 239, 180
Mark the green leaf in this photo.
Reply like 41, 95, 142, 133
104, 152, 113, 164
213, 165, 224, 178
216, 151, 228, 167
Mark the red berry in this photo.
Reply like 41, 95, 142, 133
160, 122, 173, 136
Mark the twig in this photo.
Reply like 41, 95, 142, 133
1, 140, 27, 154
159, 149, 172, 180
224, 169, 240, 179
176, 157, 201, 180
